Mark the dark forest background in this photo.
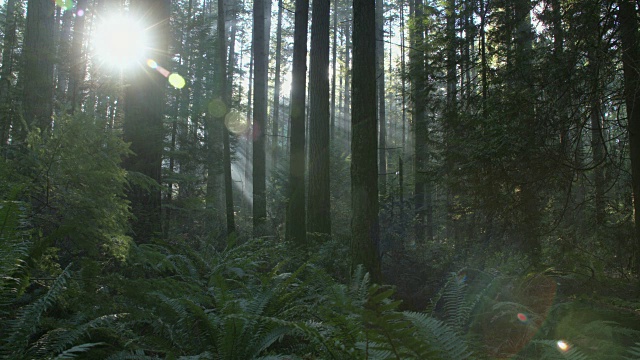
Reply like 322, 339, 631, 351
1, 0, 640, 358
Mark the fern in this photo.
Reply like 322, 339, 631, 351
524, 340, 590, 360
0, 200, 32, 310
105, 349, 162, 360
53, 342, 105, 359
403, 311, 472, 359
627, 342, 640, 359
33, 313, 126, 358
3, 264, 73, 359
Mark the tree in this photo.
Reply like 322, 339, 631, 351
308, 0, 331, 237
351, 0, 381, 281
218, 0, 235, 236
122, 0, 170, 242
271, 0, 284, 172
252, 0, 268, 236
619, 0, 640, 276
330, 1, 338, 138
0, 0, 18, 146
68, 0, 88, 114
411, 0, 427, 243
20, 0, 55, 139
286, 0, 309, 245
376, 0, 386, 197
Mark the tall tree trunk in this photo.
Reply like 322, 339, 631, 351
245, 48, 254, 212
21, 0, 55, 139
400, 0, 406, 152
308, 0, 331, 237
411, 0, 427, 243
513, 0, 539, 262
123, 0, 170, 242
352, 0, 381, 282
480, 0, 487, 114
588, 9, 605, 227
0, 0, 18, 146
219, 0, 236, 236
590, 79, 605, 227
445, 0, 457, 242
271, 0, 284, 173
330, 1, 338, 139
69, 0, 88, 114
343, 20, 351, 146
252, 0, 268, 235
285, 0, 310, 244
376, 0, 387, 197
619, 0, 640, 277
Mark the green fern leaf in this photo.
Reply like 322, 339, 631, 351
53, 342, 105, 359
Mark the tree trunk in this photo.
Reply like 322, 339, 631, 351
216, 0, 235, 237
376, 0, 387, 198
330, 1, 338, 139
285, 0, 310, 245
21, 0, 55, 139
343, 20, 351, 146
352, 0, 381, 282
272, 0, 284, 172
252, 0, 268, 235
411, 0, 427, 243
480, 0, 487, 113
445, 0, 456, 242
619, 0, 640, 277
400, 0, 406, 152
123, 0, 170, 242
308, 0, 331, 237
0, 0, 18, 146
69, 0, 88, 114
513, 0, 540, 262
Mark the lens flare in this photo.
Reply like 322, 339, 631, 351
208, 99, 227, 118
146, 59, 158, 69
517, 313, 528, 322
225, 109, 248, 135
168, 73, 186, 89
56, 0, 73, 10
557, 340, 569, 352
93, 14, 147, 69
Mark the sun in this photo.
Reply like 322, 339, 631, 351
93, 14, 148, 69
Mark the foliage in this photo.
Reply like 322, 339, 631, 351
5, 114, 132, 261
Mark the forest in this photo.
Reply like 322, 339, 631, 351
1, 0, 640, 358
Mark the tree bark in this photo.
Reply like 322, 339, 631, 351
0, 0, 18, 146
330, 2, 338, 139
411, 0, 427, 243
376, 0, 387, 198
69, 0, 88, 114
272, 0, 284, 172
219, 0, 236, 236
252, 0, 268, 235
123, 0, 170, 242
352, 0, 381, 282
619, 0, 640, 276
21, 0, 55, 139
285, 0, 309, 245
308, 0, 332, 237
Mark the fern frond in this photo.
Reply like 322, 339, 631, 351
0, 200, 32, 306
53, 342, 105, 359
527, 340, 589, 360
105, 349, 160, 360
626, 342, 640, 359
403, 311, 472, 360
33, 313, 126, 357
177, 352, 214, 360
3, 264, 73, 357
